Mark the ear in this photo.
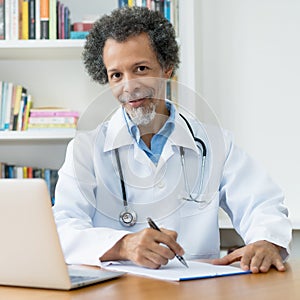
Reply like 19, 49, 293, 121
163, 66, 173, 78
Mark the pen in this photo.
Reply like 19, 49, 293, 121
147, 217, 189, 268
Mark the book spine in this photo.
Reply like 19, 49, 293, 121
4, 0, 11, 40
18, 0, 23, 39
17, 91, 27, 131
0, 81, 3, 129
60, 3, 64, 39
0, 0, 4, 39
49, 0, 56, 39
22, 94, 33, 130
164, 0, 171, 22
64, 5, 69, 39
29, 116, 77, 124
9, 86, 17, 130
4, 82, 13, 130
1, 81, 8, 130
29, 110, 79, 117
35, 0, 40, 40
22, 0, 29, 39
12, 85, 25, 130
27, 123, 76, 128
40, 0, 49, 39
70, 31, 88, 40
28, 0, 36, 39
11, 0, 19, 40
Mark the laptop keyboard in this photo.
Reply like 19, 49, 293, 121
70, 275, 100, 284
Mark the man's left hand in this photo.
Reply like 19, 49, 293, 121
211, 240, 286, 273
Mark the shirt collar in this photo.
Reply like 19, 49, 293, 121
103, 104, 199, 154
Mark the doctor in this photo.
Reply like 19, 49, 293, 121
53, 6, 292, 273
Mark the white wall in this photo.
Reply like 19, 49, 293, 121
196, 0, 300, 228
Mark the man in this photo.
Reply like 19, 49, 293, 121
53, 6, 291, 273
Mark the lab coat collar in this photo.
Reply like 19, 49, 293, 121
103, 106, 198, 154
103, 107, 133, 152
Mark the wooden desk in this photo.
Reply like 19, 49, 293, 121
0, 260, 299, 300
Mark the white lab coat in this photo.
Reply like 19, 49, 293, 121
53, 107, 292, 266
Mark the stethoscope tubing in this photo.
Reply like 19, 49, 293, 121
116, 114, 207, 226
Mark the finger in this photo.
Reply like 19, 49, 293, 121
150, 229, 184, 256
273, 258, 286, 272
257, 256, 273, 273
211, 249, 243, 266
150, 241, 176, 260
160, 228, 178, 241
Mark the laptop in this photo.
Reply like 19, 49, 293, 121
0, 178, 125, 290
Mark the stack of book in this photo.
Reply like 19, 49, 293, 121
70, 16, 95, 40
0, 0, 71, 40
0, 81, 32, 131
0, 162, 58, 205
28, 107, 79, 132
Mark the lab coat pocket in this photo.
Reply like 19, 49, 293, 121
178, 191, 220, 259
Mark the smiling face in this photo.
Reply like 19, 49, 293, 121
103, 33, 173, 126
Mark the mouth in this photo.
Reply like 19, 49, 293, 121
128, 98, 148, 108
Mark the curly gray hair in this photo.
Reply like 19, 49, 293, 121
82, 6, 180, 84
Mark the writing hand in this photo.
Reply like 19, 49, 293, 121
211, 240, 286, 273
101, 228, 185, 269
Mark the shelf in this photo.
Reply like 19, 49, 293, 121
0, 40, 86, 60
0, 130, 76, 141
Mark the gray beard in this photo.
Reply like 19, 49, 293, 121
129, 102, 157, 126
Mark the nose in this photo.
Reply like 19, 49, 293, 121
122, 76, 141, 94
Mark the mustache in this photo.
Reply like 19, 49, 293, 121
118, 88, 155, 103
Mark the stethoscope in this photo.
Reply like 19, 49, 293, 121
116, 114, 207, 227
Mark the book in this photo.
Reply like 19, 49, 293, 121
0, 81, 3, 128
0, 81, 8, 129
28, 116, 77, 124
4, 82, 14, 130
35, 0, 40, 40
49, 0, 57, 39
0, 0, 4, 39
103, 260, 251, 281
16, 90, 27, 131
12, 85, 25, 130
27, 123, 76, 128
28, 0, 36, 39
30, 107, 79, 117
22, 0, 29, 39
22, 94, 33, 130
40, 0, 49, 39
70, 31, 89, 40
11, 0, 20, 40
72, 22, 94, 32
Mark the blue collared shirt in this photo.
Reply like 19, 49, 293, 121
123, 102, 175, 164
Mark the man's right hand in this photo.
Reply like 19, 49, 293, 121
100, 228, 185, 269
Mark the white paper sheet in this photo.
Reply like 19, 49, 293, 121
102, 259, 251, 281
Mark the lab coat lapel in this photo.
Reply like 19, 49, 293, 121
103, 107, 133, 152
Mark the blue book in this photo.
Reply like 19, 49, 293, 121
70, 31, 89, 39
118, 0, 128, 7
164, 0, 171, 21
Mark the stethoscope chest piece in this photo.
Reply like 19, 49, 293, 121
119, 209, 137, 227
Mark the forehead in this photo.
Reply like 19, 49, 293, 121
103, 33, 159, 68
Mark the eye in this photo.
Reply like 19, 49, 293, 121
136, 66, 149, 73
111, 72, 122, 80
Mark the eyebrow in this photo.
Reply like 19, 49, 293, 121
107, 60, 151, 73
